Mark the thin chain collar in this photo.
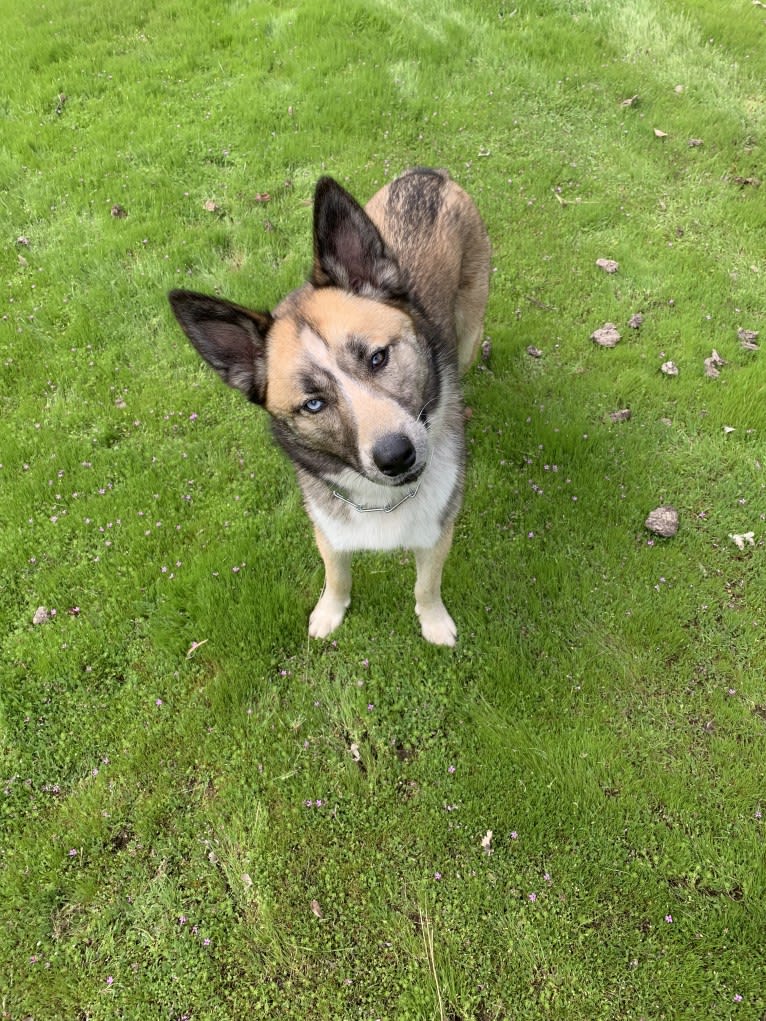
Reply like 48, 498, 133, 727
332, 479, 422, 514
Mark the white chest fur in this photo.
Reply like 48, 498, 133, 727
306, 435, 462, 553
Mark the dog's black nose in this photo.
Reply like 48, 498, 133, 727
372, 434, 417, 477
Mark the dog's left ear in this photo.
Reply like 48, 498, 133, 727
311, 177, 405, 299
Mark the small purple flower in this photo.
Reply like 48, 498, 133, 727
434, 872, 442, 880
68, 848, 78, 857
155, 698, 163, 707
447, 764, 456, 774
202, 938, 211, 946
733, 994, 743, 1003
665, 914, 673, 924
106, 976, 114, 986
528, 892, 537, 902
367, 703, 374, 712
510, 831, 518, 840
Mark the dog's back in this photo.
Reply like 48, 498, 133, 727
364, 168, 491, 373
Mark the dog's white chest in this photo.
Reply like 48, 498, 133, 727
307, 446, 460, 552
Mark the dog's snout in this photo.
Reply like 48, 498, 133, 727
372, 433, 417, 477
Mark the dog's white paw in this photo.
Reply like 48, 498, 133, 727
416, 602, 457, 647
309, 594, 349, 639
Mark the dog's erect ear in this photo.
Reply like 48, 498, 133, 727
168, 290, 273, 405
311, 178, 405, 298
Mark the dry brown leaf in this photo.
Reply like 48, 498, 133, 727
591, 323, 621, 348
645, 506, 679, 538
654, 128, 668, 139
310, 899, 323, 918
738, 328, 760, 351
628, 313, 644, 330
596, 258, 619, 274
661, 361, 679, 376
621, 95, 639, 107
526, 345, 543, 358
610, 408, 632, 423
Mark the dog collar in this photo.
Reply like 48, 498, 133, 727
331, 480, 421, 514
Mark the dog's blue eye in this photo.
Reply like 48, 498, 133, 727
303, 398, 325, 414
370, 348, 389, 370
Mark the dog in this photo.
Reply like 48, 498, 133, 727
169, 168, 490, 645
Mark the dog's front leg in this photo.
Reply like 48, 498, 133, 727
309, 525, 352, 639
414, 522, 457, 647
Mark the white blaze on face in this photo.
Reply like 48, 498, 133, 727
296, 304, 430, 481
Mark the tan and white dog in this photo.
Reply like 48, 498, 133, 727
169, 168, 490, 645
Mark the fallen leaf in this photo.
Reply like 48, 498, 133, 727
242, 873, 253, 889
110, 204, 128, 218
654, 128, 668, 138
729, 532, 755, 550
186, 639, 208, 659
32, 606, 50, 625
738, 328, 760, 351
596, 258, 619, 274
481, 830, 493, 855
311, 899, 323, 918
688, 138, 704, 148
645, 506, 679, 538
591, 323, 621, 348
526, 345, 542, 358
628, 313, 644, 330
609, 408, 632, 423
203, 200, 220, 213
704, 350, 727, 378
481, 339, 492, 361
723, 425, 736, 434
253, 192, 271, 203
349, 742, 361, 762
621, 95, 639, 107
731, 175, 761, 188
661, 360, 679, 376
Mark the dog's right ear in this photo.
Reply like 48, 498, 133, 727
168, 290, 273, 404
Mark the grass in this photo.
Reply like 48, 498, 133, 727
1, 0, 765, 1017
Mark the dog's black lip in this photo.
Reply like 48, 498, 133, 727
388, 464, 425, 487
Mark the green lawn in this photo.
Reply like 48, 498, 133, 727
1, 0, 765, 1018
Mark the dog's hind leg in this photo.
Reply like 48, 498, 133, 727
414, 523, 457, 647
309, 526, 352, 639
454, 225, 491, 375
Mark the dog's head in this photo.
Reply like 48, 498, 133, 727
169, 178, 441, 487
